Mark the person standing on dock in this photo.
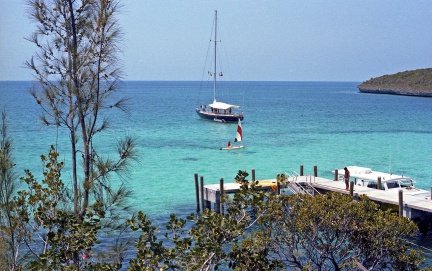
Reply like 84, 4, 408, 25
344, 167, 350, 190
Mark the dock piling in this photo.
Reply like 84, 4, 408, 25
377, 177, 382, 190
399, 189, 404, 217
300, 165, 304, 176
200, 176, 205, 211
334, 168, 338, 181
194, 173, 200, 212
277, 181, 280, 195
219, 178, 224, 214
349, 181, 354, 196
252, 168, 255, 182
314, 165, 318, 177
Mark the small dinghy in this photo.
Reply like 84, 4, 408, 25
220, 119, 245, 150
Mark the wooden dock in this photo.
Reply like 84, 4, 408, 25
197, 177, 279, 214
194, 168, 432, 221
293, 175, 432, 219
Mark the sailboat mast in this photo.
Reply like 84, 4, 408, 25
213, 10, 217, 102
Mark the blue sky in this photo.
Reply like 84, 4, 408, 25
1, 0, 431, 81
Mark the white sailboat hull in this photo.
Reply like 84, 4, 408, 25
220, 146, 245, 150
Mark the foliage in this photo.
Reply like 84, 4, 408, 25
12, 146, 121, 270
0, 110, 25, 270
127, 170, 278, 270
25, 0, 137, 221
23, 0, 137, 267
265, 192, 423, 270
234, 170, 249, 184
127, 171, 428, 271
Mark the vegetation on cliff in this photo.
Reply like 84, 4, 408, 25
358, 68, 432, 96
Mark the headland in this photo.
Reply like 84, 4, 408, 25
358, 68, 432, 97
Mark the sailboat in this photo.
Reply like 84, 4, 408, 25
195, 10, 244, 123
220, 119, 245, 150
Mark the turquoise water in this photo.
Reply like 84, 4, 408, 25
2, 80, 432, 221
3, 80, 432, 266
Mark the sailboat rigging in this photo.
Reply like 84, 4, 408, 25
195, 10, 244, 122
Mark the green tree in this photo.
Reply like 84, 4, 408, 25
0, 110, 25, 271
13, 146, 120, 270
261, 192, 424, 270
25, 0, 136, 221
127, 171, 428, 270
24, 0, 137, 267
127, 171, 282, 270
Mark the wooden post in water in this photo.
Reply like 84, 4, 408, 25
219, 178, 224, 215
430, 185, 432, 200
194, 173, 200, 212
200, 176, 205, 211
252, 168, 255, 182
276, 181, 280, 195
215, 192, 220, 213
399, 189, 403, 217
334, 169, 338, 181
313, 165, 318, 177
300, 165, 304, 176
349, 181, 354, 196
377, 177, 382, 190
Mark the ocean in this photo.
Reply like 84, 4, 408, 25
2, 80, 432, 264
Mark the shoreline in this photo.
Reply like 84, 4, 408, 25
358, 88, 432, 97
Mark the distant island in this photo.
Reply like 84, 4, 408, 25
358, 68, 432, 97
